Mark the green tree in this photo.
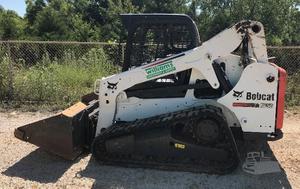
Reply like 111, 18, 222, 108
290, 9, 300, 45
194, 0, 299, 45
93, 0, 138, 41
0, 7, 25, 40
25, 0, 97, 41
69, 14, 101, 41
0, 0, 299, 45
229, 0, 299, 45
30, 0, 72, 40
133, 0, 189, 13
25, 0, 46, 25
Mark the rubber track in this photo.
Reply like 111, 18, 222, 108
92, 105, 240, 174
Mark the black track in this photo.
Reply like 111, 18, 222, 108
92, 106, 240, 174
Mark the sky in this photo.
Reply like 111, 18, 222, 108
0, 0, 26, 17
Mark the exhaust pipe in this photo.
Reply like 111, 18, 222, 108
14, 98, 98, 160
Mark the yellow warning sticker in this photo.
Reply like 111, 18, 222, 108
174, 143, 185, 149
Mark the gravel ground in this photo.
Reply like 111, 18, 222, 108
0, 109, 299, 189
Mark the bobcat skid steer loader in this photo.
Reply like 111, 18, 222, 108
14, 14, 287, 174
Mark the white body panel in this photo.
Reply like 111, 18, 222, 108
218, 63, 278, 133
115, 54, 243, 125
95, 20, 277, 136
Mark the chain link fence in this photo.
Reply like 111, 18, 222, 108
267, 46, 300, 74
267, 46, 300, 107
0, 40, 299, 108
0, 40, 125, 66
0, 41, 124, 108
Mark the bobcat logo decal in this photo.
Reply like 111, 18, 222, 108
107, 81, 118, 90
233, 90, 244, 99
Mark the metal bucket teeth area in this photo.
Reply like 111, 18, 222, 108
14, 102, 94, 160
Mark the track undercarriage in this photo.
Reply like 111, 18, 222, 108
92, 106, 240, 174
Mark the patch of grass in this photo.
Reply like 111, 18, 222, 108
286, 72, 300, 108
0, 48, 119, 111
0, 56, 11, 99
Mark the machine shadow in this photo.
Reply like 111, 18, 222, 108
79, 159, 159, 189
79, 140, 292, 189
2, 141, 292, 188
2, 148, 74, 183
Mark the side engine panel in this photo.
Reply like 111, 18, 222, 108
218, 63, 278, 133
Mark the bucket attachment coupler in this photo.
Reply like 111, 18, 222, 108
14, 101, 98, 160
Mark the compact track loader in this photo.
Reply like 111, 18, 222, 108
15, 14, 287, 174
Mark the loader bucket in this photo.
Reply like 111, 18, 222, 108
14, 102, 97, 160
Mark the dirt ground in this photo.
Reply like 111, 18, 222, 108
0, 110, 299, 189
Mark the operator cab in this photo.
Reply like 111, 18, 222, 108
121, 14, 218, 99
120, 13, 201, 71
